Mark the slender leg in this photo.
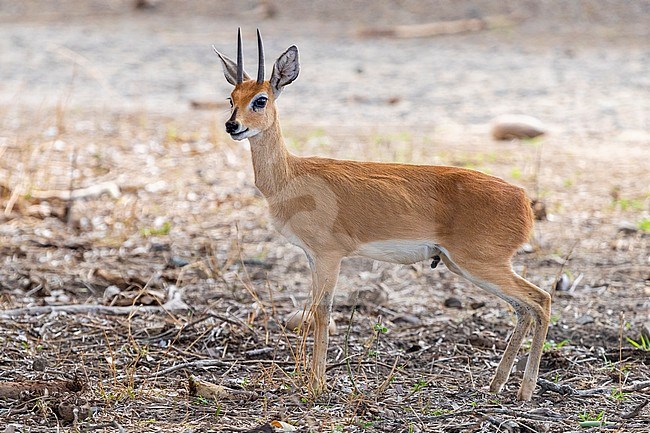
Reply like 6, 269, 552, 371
308, 254, 342, 393
514, 275, 551, 401
478, 272, 550, 401
440, 254, 551, 400
489, 306, 532, 393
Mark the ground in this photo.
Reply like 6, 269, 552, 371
0, 1, 649, 432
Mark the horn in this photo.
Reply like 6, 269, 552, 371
236, 27, 244, 84
256, 29, 265, 84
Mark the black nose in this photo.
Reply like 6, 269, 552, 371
225, 120, 239, 134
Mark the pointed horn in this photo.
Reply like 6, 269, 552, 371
256, 29, 265, 84
236, 27, 244, 84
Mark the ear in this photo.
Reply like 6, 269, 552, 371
270, 46, 300, 97
213, 47, 250, 86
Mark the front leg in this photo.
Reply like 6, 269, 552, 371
308, 254, 342, 393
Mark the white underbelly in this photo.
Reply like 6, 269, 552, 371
354, 240, 440, 265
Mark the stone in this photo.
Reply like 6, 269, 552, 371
444, 297, 462, 309
490, 114, 547, 140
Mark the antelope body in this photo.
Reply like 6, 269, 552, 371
214, 30, 551, 401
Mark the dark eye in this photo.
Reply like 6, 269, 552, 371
227, 98, 233, 108
253, 97, 267, 110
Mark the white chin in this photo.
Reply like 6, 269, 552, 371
230, 129, 259, 141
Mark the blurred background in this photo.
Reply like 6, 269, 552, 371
1, 0, 648, 131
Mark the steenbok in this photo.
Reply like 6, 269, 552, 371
213, 29, 551, 401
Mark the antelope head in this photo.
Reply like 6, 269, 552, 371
214, 29, 300, 141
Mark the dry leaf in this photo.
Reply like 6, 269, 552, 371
188, 376, 230, 400
188, 376, 256, 401
270, 420, 297, 432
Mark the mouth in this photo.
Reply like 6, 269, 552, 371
230, 128, 249, 139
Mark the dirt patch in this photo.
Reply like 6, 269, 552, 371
1, 1, 649, 432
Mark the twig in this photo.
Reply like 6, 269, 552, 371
422, 407, 564, 422
550, 240, 580, 297
327, 358, 401, 372
618, 312, 624, 395
537, 378, 608, 396
533, 136, 543, 201
155, 359, 230, 376
0, 289, 188, 319
49, 45, 123, 102
82, 421, 125, 433
244, 347, 274, 357
376, 357, 401, 394
358, 15, 522, 39
344, 306, 358, 394
622, 381, 650, 392
64, 145, 78, 225
29, 181, 121, 201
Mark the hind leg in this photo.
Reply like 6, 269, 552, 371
513, 274, 551, 400
489, 302, 533, 394
439, 253, 550, 400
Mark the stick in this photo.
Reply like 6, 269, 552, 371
244, 347, 274, 357
358, 15, 522, 39
0, 291, 188, 319
537, 378, 608, 397
48, 45, 123, 102
344, 306, 359, 394
29, 181, 121, 201
622, 380, 650, 393
155, 359, 231, 376
423, 406, 564, 422
0, 378, 82, 400
550, 239, 580, 297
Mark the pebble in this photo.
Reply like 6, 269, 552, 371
617, 222, 638, 235
520, 242, 535, 254
554, 274, 571, 292
490, 114, 547, 140
169, 256, 190, 268
393, 314, 421, 324
32, 357, 48, 371
444, 297, 462, 309
576, 314, 594, 325
284, 310, 336, 335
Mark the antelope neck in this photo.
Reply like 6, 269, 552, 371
247, 117, 293, 197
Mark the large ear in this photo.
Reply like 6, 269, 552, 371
213, 47, 250, 86
270, 46, 300, 97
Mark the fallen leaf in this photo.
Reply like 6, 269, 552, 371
270, 420, 297, 432
188, 376, 256, 401
188, 375, 230, 400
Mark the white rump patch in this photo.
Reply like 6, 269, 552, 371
354, 240, 440, 265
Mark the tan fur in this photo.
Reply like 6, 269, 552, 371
225, 76, 550, 401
